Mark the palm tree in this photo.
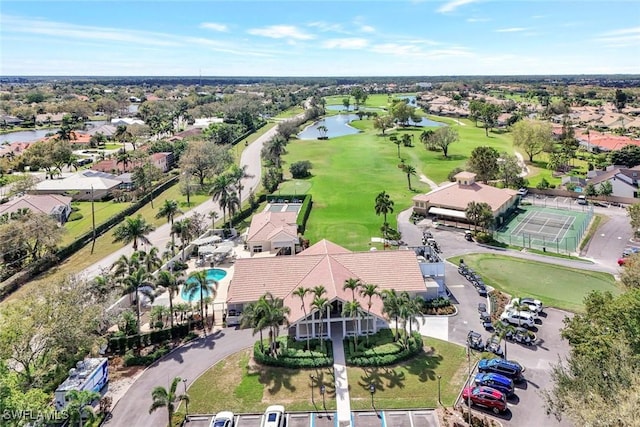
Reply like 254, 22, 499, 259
342, 300, 363, 348
494, 320, 515, 360
254, 292, 290, 355
209, 174, 234, 228
292, 286, 311, 351
311, 295, 330, 352
156, 199, 182, 227
183, 270, 218, 327
149, 376, 189, 427
225, 192, 240, 228
343, 278, 362, 301
401, 163, 417, 190
112, 214, 155, 251
155, 270, 183, 328
240, 301, 269, 351
140, 246, 162, 275
66, 390, 100, 427
122, 267, 155, 333
229, 164, 253, 206
359, 283, 379, 345
465, 201, 483, 232
382, 289, 402, 341
208, 211, 219, 229
112, 252, 142, 303
116, 150, 131, 173
374, 191, 394, 227
390, 135, 401, 157
172, 218, 193, 260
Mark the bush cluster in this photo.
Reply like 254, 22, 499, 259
345, 330, 423, 367
123, 346, 170, 367
108, 322, 194, 355
253, 337, 333, 368
68, 211, 83, 221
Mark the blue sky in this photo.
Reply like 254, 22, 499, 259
1, 1, 638, 76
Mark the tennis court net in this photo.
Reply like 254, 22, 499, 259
523, 217, 572, 229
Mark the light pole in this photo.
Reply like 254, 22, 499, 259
320, 384, 327, 414
369, 383, 379, 418
437, 375, 442, 406
310, 375, 316, 408
182, 378, 189, 416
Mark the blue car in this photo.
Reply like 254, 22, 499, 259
478, 358, 524, 382
474, 373, 515, 396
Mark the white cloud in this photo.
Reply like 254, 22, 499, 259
495, 27, 529, 33
322, 38, 369, 49
307, 21, 346, 33
247, 25, 314, 40
595, 26, 640, 47
467, 17, 490, 23
200, 22, 228, 32
437, 0, 478, 14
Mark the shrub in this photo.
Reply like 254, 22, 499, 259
253, 337, 333, 368
536, 177, 550, 190
68, 211, 83, 221
474, 232, 493, 243
123, 346, 170, 367
344, 330, 423, 367
290, 160, 312, 178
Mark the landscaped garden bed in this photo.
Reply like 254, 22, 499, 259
344, 329, 423, 367
253, 336, 333, 368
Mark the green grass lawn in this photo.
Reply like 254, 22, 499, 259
273, 107, 304, 118
179, 336, 466, 417
282, 109, 515, 250
62, 201, 131, 245
448, 253, 620, 312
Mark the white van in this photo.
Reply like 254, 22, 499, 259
577, 195, 588, 205
261, 405, 285, 427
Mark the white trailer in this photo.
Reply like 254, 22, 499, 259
54, 357, 109, 411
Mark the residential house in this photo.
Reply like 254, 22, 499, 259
35, 113, 67, 125
587, 165, 640, 199
111, 118, 144, 126
0, 194, 72, 223
150, 152, 174, 172
226, 239, 442, 338
30, 170, 121, 200
0, 115, 23, 127
412, 172, 519, 226
245, 210, 300, 256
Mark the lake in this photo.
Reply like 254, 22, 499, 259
325, 105, 385, 112
297, 114, 361, 139
0, 121, 107, 144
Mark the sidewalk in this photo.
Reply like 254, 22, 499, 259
331, 329, 352, 427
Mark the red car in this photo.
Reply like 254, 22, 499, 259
462, 386, 507, 414
618, 258, 627, 266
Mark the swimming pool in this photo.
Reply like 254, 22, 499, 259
180, 268, 227, 302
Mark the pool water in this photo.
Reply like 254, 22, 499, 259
180, 268, 227, 302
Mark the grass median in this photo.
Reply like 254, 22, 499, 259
448, 253, 620, 312
179, 336, 466, 417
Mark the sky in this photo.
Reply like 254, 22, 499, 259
1, 0, 639, 76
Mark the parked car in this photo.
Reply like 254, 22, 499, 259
210, 411, 235, 427
619, 258, 628, 266
577, 195, 588, 205
467, 331, 485, 352
478, 358, 525, 382
461, 386, 508, 414
517, 188, 528, 196
261, 405, 286, 427
503, 305, 540, 322
474, 373, 515, 396
518, 297, 544, 313
500, 310, 536, 328
622, 247, 640, 257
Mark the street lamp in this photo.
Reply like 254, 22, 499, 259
437, 375, 442, 406
319, 384, 327, 414
369, 383, 379, 418
182, 378, 189, 416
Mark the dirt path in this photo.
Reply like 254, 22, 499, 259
419, 174, 440, 191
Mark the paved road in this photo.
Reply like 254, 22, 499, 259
79, 124, 279, 281
104, 328, 255, 426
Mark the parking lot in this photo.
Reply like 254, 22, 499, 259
185, 410, 438, 427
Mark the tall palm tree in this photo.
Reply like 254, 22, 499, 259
112, 252, 143, 303
229, 164, 254, 206
343, 278, 362, 301
401, 163, 417, 190
360, 283, 379, 345
225, 192, 240, 228
209, 174, 234, 228
112, 214, 155, 251
240, 301, 269, 351
374, 191, 394, 227
398, 291, 422, 348
156, 199, 182, 227
154, 270, 183, 328
465, 201, 483, 232
390, 135, 401, 157
140, 246, 162, 275
149, 376, 189, 427
293, 286, 311, 351
256, 292, 290, 355
122, 267, 155, 333
311, 295, 330, 352
116, 150, 131, 173
208, 211, 219, 229
184, 270, 218, 326
66, 390, 100, 427
382, 289, 402, 341
172, 218, 193, 261
342, 300, 363, 348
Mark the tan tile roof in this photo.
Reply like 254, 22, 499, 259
228, 242, 426, 323
300, 238, 351, 255
454, 171, 477, 180
246, 211, 298, 242
0, 194, 71, 216
413, 182, 517, 214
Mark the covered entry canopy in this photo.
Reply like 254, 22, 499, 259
428, 207, 467, 220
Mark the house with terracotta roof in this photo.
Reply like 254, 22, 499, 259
245, 210, 300, 255
587, 165, 640, 198
412, 172, 518, 226
30, 170, 121, 201
226, 239, 443, 338
0, 194, 72, 223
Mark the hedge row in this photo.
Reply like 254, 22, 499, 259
346, 332, 423, 367
123, 346, 170, 367
108, 322, 194, 355
296, 194, 312, 233
253, 339, 333, 369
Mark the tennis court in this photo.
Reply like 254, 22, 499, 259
495, 205, 593, 254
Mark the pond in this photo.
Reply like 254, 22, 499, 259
407, 117, 446, 127
0, 121, 107, 144
297, 114, 361, 140
325, 105, 385, 112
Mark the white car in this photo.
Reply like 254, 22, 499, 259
210, 411, 234, 427
511, 297, 544, 313
517, 188, 528, 196
261, 405, 285, 427
500, 310, 536, 328
505, 302, 541, 319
